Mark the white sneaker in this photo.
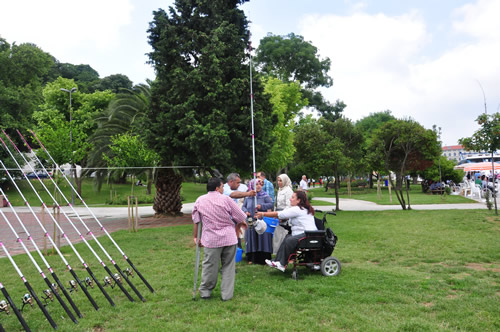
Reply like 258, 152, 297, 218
265, 259, 274, 268
274, 261, 286, 272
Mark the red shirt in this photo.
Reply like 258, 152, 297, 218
192, 191, 247, 248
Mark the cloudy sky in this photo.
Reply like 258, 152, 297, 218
1, 0, 499, 146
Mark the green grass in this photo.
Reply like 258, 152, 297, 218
310, 199, 335, 206
1, 210, 498, 331
2, 179, 207, 207
309, 185, 476, 205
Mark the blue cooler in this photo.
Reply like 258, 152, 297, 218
235, 247, 243, 263
263, 217, 279, 234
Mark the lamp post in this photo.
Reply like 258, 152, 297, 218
61, 87, 77, 205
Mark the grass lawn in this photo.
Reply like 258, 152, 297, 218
309, 185, 477, 205
0, 210, 498, 331
2, 179, 207, 207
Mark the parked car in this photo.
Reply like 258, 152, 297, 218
26, 172, 49, 179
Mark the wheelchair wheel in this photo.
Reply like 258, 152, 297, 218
320, 257, 341, 276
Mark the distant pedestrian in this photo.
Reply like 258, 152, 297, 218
299, 175, 308, 191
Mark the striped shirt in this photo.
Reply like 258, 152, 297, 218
192, 191, 247, 248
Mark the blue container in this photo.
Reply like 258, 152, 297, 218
263, 217, 279, 234
235, 247, 243, 263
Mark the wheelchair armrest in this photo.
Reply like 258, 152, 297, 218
304, 230, 326, 237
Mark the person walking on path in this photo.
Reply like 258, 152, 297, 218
192, 177, 247, 301
299, 175, 308, 191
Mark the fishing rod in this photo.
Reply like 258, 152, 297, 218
0, 281, 31, 331
13, 131, 145, 302
0, 134, 134, 302
249, 32, 258, 221
29, 129, 155, 293
0, 200, 79, 324
0, 240, 57, 330
0, 187, 83, 319
0, 158, 112, 308
0, 135, 135, 303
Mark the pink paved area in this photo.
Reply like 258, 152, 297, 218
0, 211, 192, 257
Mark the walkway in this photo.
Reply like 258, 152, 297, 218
0, 197, 488, 257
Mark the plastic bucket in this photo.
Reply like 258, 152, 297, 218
263, 217, 279, 234
235, 247, 243, 263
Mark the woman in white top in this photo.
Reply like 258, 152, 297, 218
256, 190, 317, 272
272, 174, 294, 254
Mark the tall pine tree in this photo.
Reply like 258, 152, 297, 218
146, 0, 273, 214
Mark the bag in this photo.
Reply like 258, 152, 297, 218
323, 227, 338, 256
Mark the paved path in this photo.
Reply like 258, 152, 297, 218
0, 197, 487, 257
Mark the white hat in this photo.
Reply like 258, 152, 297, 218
254, 219, 267, 235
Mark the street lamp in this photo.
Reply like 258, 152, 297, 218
61, 87, 77, 205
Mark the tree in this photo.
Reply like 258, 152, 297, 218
356, 110, 396, 188
261, 76, 307, 176
294, 116, 363, 210
459, 112, 500, 214
103, 133, 160, 195
255, 33, 337, 117
146, 0, 273, 215
89, 82, 153, 193
34, 77, 114, 195
0, 39, 55, 150
370, 119, 440, 210
92, 74, 133, 93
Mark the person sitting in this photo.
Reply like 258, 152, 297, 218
256, 191, 317, 272
242, 179, 273, 264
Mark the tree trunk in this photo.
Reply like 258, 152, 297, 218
369, 172, 374, 189
72, 163, 82, 196
153, 168, 183, 215
334, 166, 340, 211
406, 177, 411, 210
146, 169, 153, 195
390, 174, 406, 210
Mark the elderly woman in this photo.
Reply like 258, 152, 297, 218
272, 174, 294, 253
242, 178, 274, 264
256, 190, 317, 272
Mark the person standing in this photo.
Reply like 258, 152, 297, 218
192, 177, 247, 301
299, 175, 308, 191
273, 174, 294, 254
223, 173, 255, 203
242, 179, 273, 264
257, 171, 275, 203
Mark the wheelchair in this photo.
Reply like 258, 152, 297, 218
282, 210, 340, 280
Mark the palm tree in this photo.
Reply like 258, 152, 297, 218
88, 81, 154, 194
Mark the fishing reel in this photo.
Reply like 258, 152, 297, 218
113, 273, 123, 285
123, 267, 134, 278
84, 277, 94, 289
103, 276, 114, 288
246, 216, 256, 227
51, 283, 59, 295
21, 293, 33, 311
0, 299, 9, 315
42, 289, 54, 305
67, 280, 78, 293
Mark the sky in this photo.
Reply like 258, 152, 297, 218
1, 0, 499, 146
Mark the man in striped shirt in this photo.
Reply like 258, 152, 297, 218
192, 177, 247, 301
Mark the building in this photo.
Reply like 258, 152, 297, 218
442, 145, 499, 162
442, 145, 468, 161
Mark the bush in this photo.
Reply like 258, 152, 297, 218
106, 193, 155, 205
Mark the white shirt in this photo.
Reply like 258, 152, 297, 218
223, 183, 248, 203
299, 179, 308, 190
277, 206, 317, 236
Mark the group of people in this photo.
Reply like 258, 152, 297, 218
191, 172, 317, 301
